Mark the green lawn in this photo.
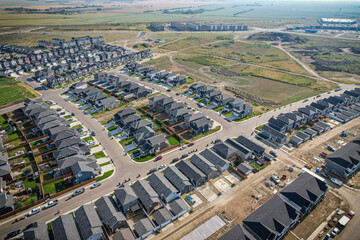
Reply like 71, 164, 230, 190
107, 125, 118, 131
90, 144, 99, 149
0, 116, 6, 122
224, 111, 233, 117
195, 97, 205, 102
214, 106, 224, 112
100, 161, 111, 167
119, 137, 134, 147
24, 178, 39, 189
64, 115, 72, 119
93, 151, 105, 159
8, 132, 20, 141
83, 136, 94, 142
193, 126, 221, 141
0, 83, 39, 106
167, 136, 180, 146
71, 98, 80, 103
96, 170, 114, 182
0, 77, 14, 85
133, 154, 156, 162
72, 124, 82, 130
43, 179, 74, 194
249, 161, 262, 169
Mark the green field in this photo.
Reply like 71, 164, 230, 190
0, 83, 39, 106
93, 151, 106, 159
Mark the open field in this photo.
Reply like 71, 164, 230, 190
0, 82, 40, 106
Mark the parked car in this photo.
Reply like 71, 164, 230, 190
158, 164, 166, 170
186, 195, 196, 205
24, 222, 37, 231
347, 210, 355, 219
187, 142, 194, 147
176, 93, 180, 96
320, 172, 329, 179
171, 158, 180, 163
271, 175, 280, 184
269, 150, 277, 157
181, 154, 188, 159
72, 188, 85, 197
330, 227, 339, 237
331, 178, 343, 187
214, 139, 221, 144
5, 230, 21, 239
166, 89, 171, 92
148, 168, 158, 175
179, 145, 187, 150
155, 156, 162, 161
71, 113, 75, 116
90, 182, 101, 189
44, 200, 58, 209
91, 131, 96, 136
281, 175, 287, 180
28, 207, 41, 216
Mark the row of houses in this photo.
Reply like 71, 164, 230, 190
38, 36, 105, 49
43, 48, 152, 88
170, 21, 248, 31
124, 61, 187, 87
260, 88, 360, 147
148, 95, 213, 134
91, 72, 152, 99
22, 98, 101, 184
68, 82, 119, 113
188, 82, 253, 121
325, 137, 360, 181
219, 171, 328, 240
112, 107, 170, 156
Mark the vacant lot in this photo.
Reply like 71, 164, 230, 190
0, 83, 40, 106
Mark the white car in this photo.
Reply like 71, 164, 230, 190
90, 182, 101, 189
271, 175, 280, 184
158, 164, 166, 170
331, 178, 343, 186
28, 207, 41, 216
44, 200, 58, 209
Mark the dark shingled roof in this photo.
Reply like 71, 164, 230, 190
113, 228, 135, 240
169, 198, 190, 216
52, 214, 81, 240
114, 183, 138, 208
134, 218, 154, 237
152, 208, 173, 226
218, 224, 256, 240
75, 204, 103, 240
23, 222, 50, 240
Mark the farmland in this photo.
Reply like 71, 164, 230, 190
0, 82, 40, 106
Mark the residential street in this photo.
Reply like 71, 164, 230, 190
0, 72, 358, 239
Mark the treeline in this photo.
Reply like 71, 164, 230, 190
5, 5, 102, 15
233, 9, 254, 16
162, 8, 205, 14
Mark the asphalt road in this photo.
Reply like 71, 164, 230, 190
0, 72, 358, 239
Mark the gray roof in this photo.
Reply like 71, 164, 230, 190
53, 146, 81, 160
152, 208, 173, 226
23, 222, 50, 240
54, 136, 84, 150
236, 135, 265, 156
49, 126, 72, 136
134, 218, 154, 237
169, 198, 190, 216
95, 196, 126, 228
199, 148, 228, 170
304, 128, 317, 136
326, 137, 360, 169
192, 118, 211, 128
212, 141, 237, 159
147, 172, 178, 200
113, 228, 135, 240
290, 135, 303, 145
190, 154, 217, 176
296, 131, 310, 140
52, 214, 81, 240
51, 130, 76, 142
147, 134, 169, 147
261, 125, 287, 139
311, 124, 324, 133
218, 224, 256, 240
225, 138, 252, 160
75, 204, 103, 240
175, 160, 206, 184
58, 155, 96, 171
242, 195, 299, 240
71, 161, 100, 176
131, 180, 159, 211
280, 172, 327, 213
163, 166, 192, 192
237, 162, 253, 175
114, 183, 138, 208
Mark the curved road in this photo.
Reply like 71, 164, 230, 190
0, 69, 358, 238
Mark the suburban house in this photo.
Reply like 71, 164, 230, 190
225, 138, 254, 161
190, 154, 218, 180
242, 195, 300, 240
133, 218, 154, 240
0, 177, 14, 216
71, 160, 101, 184
260, 125, 287, 144
169, 107, 190, 122
147, 172, 180, 203
236, 135, 265, 157
113, 228, 136, 240
95, 196, 126, 233
51, 214, 81, 240
184, 112, 206, 128
114, 108, 136, 124
233, 103, 253, 119
163, 166, 192, 194
218, 224, 256, 240
114, 183, 139, 213
325, 137, 360, 180
124, 119, 153, 138
23, 222, 50, 240
131, 180, 161, 214
169, 198, 190, 220
152, 208, 173, 229
139, 135, 170, 156
290, 135, 303, 147
283, 112, 303, 129
133, 126, 155, 146
268, 117, 288, 133
175, 160, 206, 187
214, 93, 233, 107
199, 148, 229, 172
188, 82, 205, 95
212, 141, 238, 160
277, 115, 295, 130
296, 131, 311, 143
0, 153, 12, 181
280, 171, 328, 215
237, 162, 253, 176
190, 118, 213, 135
75, 204, 104, 240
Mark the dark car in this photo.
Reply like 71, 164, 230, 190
181, 154, 188, 159
171, 158, 180, 163
167, 89, 171, 92
176, 93, 180, 96
91, 131, 96, 136
148, 168, 158, 175
6, 230, 21, 239
71, 113, 75, 116
24, 222, 37, 231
